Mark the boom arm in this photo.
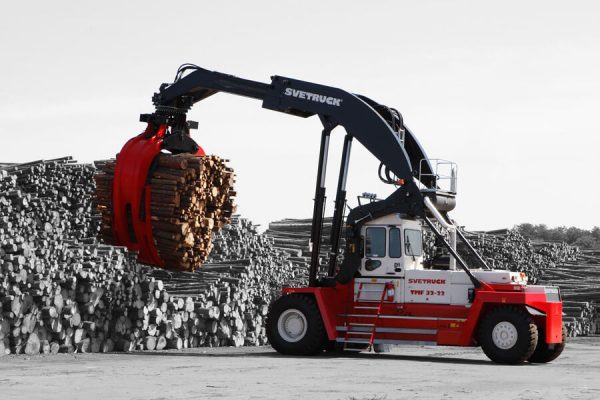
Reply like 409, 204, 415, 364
151, 67, 433, 188
143, 65, 435, 285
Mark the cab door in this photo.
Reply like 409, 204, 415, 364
387, 226, 404, 276
361, 225, 404, 277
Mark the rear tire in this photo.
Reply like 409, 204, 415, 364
266, 294, 326, 356
529, 324, 567, 363
477, 306, 538, 364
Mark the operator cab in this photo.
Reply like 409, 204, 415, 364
359, 214, 424, 278
357, 158, 460, 279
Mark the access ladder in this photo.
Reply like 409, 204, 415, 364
343, 281, 393, 351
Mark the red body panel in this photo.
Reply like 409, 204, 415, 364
112, 125, 205, 266
283, 280, 563, 346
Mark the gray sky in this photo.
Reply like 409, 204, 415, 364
1, 1, 598, 231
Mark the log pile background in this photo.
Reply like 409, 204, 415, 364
266, 217, 344, 276
458, 229, 580, 283
94, 153, 236, 271
0, 157, 107, 355
1, 157, 598, 357
0, 158, 301, 356
144, 216, 307, 348
537, 250, 600, 337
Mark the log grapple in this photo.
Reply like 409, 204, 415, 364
110, 118, 204, 266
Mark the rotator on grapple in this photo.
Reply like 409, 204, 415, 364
107, 64, 565, 364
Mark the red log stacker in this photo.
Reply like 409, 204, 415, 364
111, 64, 565, 364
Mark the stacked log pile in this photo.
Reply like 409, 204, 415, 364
145, 216, 307, 347
208, 217, 308, 288
0, 158, 300, 355
266, 217, 343, 275
94, 153, 236, 271
1, 154, 597, 357
560, 301, 599, 337
537, 250, 600, 337
459, 230, 580, 283
0, 157, 108, 355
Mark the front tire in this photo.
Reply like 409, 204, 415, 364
528, 324, 567, 363
266, 294, 326, 355
478, 306, 538, 364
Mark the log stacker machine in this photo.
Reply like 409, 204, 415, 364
113, 64, 565, 364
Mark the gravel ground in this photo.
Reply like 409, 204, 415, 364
1, 337, 598, 400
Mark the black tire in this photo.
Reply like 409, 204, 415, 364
325, 340, 345, 353
266, 294, 326, 356
477, 306, 538, 364
529, 324, 567, 363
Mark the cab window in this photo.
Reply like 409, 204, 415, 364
365, 227, 386, 257
404, 229, 423, 256
389, 227, 401, 258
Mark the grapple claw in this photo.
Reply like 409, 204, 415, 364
111, 124, 204, 266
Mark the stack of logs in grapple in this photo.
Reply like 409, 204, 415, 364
94, 153, 236, 271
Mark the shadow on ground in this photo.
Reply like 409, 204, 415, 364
114, 348, 497, 366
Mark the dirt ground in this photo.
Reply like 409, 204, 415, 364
1, 337, 598, 400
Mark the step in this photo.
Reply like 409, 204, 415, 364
345, 331, 372, 336
343, 339, 371, 344
341, 347, 364, 352
349, 323, 375, 327
353, 306, 379, 310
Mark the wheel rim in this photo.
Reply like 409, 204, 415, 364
277, 308, 308, 343
492, 321, 518, 349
